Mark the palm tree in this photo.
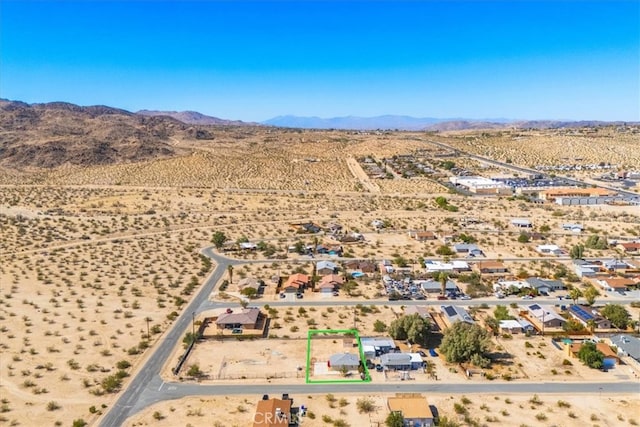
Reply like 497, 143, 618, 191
227, 265, 234, 283
438, 271, 449, 296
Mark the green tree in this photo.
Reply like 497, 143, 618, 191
484, 317, 499, 336
569, 244, 585, 259
517, 232, 530, 243
240, 287, 257, 298
563, 318, 586, 333
568, 287, 583, 305
493, 305, 513, 321
187, 364, 203, 378
577, 342, 604, 369
600, 304, 630, 329
385, 411, 404, 427
373, 320, 387, 333
583, 286, 600, 306
440, 322, 492, 366
388, 314, 430, 344
435, 245, 454, 256
101, 375, 123, 393
211, 231, 227, 249
437, 271, 450, 296
585, 235, 607, 250
342, 280, 358, 296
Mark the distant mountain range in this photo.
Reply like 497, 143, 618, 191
137, 109, 256, 126
262, 115, 634, 131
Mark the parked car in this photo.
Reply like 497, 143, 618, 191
418, 350, 427, 357
226, 308, 233, 314
437, 295, 448, 300
231, 328, 243, 334
375, 364, 383, 372
429, 349, 438, 357
279, 293, 286, 299
365, 359, 375, 369
460, 295, 472, 300
296, 293, 304, 299
521, 295, 533, 300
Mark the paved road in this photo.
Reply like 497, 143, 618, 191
100, 248, 638, 426
99, 248, 239, 427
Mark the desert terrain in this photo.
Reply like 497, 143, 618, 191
1, 111, 639, 426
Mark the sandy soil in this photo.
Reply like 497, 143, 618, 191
0, 129, 638, 426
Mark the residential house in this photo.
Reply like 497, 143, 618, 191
316, 260, 338, 276
596, 277, 633, 292
410, 230, 437, 241
618, 242, 640, 253
328, 353, 360, 371
499, 319, 534, 334
240, 242, 258, 251
387, 393, 436, 427
567, 342, 620, 368
511, 218, 533, 228
404, 306, 431, 319
423, 260, 470, 273
317, 274, 344, 293
371, 219, 385, 230
316, 244, 343, 256
216, 307, 262, 330
610, 335, 640, 365
603, 259, 633, 272
282, 273, 310, 293
573, 259, 601, 278
567, 305, 611, 329
453, 243, 483, 256
418, 279, 457, 294
476, 261, 509, 275
381, 353, 412, 371
562, 223, 584, 233
440, 305, 474, 327
536, 244, 563, 256
525, 277, 565, 294
344, 259, 376, 273
523, 304, 566, 329
238, 277, 261, 291
360, 337, 396, 355
253, 397, 295, 427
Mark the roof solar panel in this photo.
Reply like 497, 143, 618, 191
530, 304, 541, 310
444, 306, 457, 317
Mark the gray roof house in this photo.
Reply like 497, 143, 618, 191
453, 243, 482, 255
381, 353, 412, 370
610, 335, 640, 364
316, 260, 338, 275
360, 337, 395, 354
419, 279, 457, 293
440, 305, 474, 326
526, 277, 565, 293
328, 353, 360, 371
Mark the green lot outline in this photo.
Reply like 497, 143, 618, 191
305, 328, 371, 384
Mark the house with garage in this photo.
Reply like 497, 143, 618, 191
328, 353, 360, 371
381, 353, 412, 371
522, 304, 565, 329
316, 260, 338, 276
238, 277, 261, 292
404, 306, 431, 319
610, 335, 640, 365
317, 274, 344, 293
360, 337, 396, 355
596, 277, 633, 293
453, 243, 483, 257
617, 242, 640, 254
282, 273, 310, 293
536, 244, 563, 256
423, 260, 470, 273
410, 230, 437, 241
387, 393, 436, 427
344, 259, 377, 274
440, 305, 474, 327
573, 259, 601, 278
567, 305, 611, 329
567, 342, 620, 368
526, 277, 565, 294
476, 261, 509, 275
511, 218, 533, 228
418, 279, 457, 294
253, 396, 296, 427
499, 319, 535, 334
216, 307, 262, 330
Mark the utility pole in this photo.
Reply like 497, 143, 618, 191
146, 317, 151, 340
192, 312, 195, 338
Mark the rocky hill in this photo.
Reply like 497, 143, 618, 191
137, 109, 255, 126
0, 100, 190, 168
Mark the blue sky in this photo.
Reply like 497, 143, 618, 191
1, 0, 638, 121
